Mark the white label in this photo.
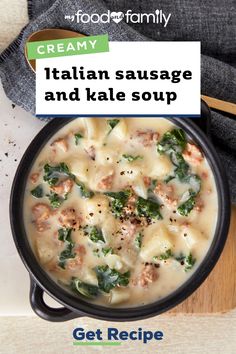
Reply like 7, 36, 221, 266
36, 41, 200, 116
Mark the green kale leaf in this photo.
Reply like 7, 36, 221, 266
31, 185, 43, 198
122, 154, 143, 162
43, 162, 72, 186
101, 247, 113, 256
136, 197, 162, 220
86, 226, 105, 244
135, 233, 143, 249
157, 249, 173, 260
58, 228, 73, 243
74, 132, 83, 145
184, 253, 196, 271
105, 190, 130, 217
47, 192, 66, 209
175, 252, 196, 271
107, 119, 120, 132
95, 265, 130, 293
75, 180, 94, 198
58, 243, 76, 269
170, 152, 190, 182
177, 194, 196, 216
71, 277, 99, 298
157, 128, 187, 154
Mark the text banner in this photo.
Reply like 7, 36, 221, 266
36, 41, 200, 116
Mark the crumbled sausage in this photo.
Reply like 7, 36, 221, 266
51, 178, 74, 195
32, 203, 51, 222
47, 262, 61, 273
97, 172, 114, 190
131, 278, 138, 286
58, 208, 80, 229
85, 145, 96, 160
67, 245, 86, 270
30, 172, 40, 184
66, 258, 82, 270
35, 223, 51, 232
143, 176, 151, 187
194, 196, 204, 212
121, 221, 137, 238
74, 245, 86, 255
135, 130, 159, 147
32, 203, 52, 232
183, 143, 203, 165
154, 182, 177, 208
181, 221, 190, 228
201, 171, 208, 179
139, 264, 158, 287
51, 138, 68, 152
123, 193, 137, 215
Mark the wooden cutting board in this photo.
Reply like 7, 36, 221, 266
168, 206, 236, 314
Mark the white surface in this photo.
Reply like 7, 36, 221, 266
0, 83, 45, 315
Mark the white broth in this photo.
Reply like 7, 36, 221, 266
23, 118, 218, 307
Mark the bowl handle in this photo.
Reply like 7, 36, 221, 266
30, 277, 80, 322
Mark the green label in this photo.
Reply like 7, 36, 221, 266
26, 34, 109, 59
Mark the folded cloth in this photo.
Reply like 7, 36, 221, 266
0, 0, 236, 202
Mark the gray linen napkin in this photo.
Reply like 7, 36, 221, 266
0, 0, 236, 202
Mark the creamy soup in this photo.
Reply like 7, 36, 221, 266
23, 118, 218, 307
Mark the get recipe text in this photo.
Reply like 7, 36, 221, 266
73, 327, 163, 344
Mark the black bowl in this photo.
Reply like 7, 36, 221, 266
10, 104, 230, 322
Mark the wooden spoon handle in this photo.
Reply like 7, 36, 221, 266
201, 95, 236, 116
25, 29, 85, 72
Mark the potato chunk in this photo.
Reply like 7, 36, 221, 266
95, 146, 118, 165
140, 224, 173, 261
133, 177, 148, 199
109, 119, 128, 139
81, 269, 98, 286
149, 155, 172, 178
36, 238, 55, 265
89, 165, 115, 192
84, 194, 109, 225
109, 288, 130, 305
68, 158, 89, 183
181, 225, 205, 249
82, 118, 98, 139
104, 254, 123, 271
120, 248, 138, 269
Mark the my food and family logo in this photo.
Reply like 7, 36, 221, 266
65, 9, 171, 27
72, 327, 164, 347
